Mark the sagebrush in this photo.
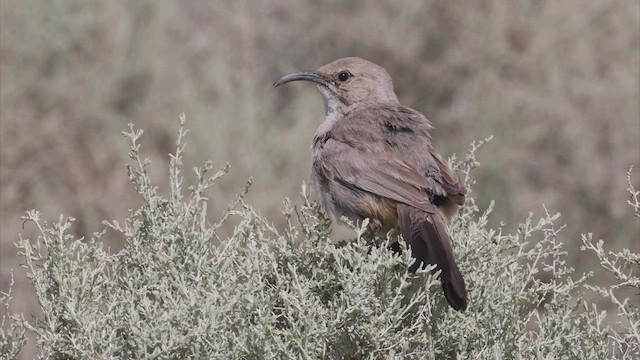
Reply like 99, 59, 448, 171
1, 119, 638, 359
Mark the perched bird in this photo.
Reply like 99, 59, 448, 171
274, 57, 468, 311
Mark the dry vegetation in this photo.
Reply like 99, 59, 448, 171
1, 122, 637, 358
0, 0, 638, 358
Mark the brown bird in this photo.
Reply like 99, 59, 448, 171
274, 57, 468, 311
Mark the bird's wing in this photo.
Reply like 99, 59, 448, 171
428, 148, 467, 206
334, 104, 466, 206
320, 139, 438, 213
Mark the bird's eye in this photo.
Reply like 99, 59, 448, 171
338, 71, 350, 82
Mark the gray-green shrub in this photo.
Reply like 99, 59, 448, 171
2, 118, 638, 359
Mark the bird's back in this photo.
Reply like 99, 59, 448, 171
319, 104, 461, 203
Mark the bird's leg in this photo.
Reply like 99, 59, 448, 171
366, 218, 384, 243
361, 218, 387, 254
368, 218, 382, 233
363, 219, 404, 259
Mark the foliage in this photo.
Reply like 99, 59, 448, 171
580, 167, 640, 358
2, 120, 638, 359
0, 272, 26, 360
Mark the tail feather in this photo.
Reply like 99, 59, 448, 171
442, 266, 467, 311
397, 204, 468, 311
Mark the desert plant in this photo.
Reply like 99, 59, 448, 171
579, 167, 640, 358
0, 272, 26, 360
2, 118, 638, 359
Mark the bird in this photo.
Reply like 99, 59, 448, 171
273, 57, 468, 311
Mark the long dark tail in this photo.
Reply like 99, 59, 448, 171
397, 204, 468, 311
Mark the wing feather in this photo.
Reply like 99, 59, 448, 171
321, 139, 437, 213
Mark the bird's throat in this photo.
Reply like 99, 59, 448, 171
316, 85, 341, 117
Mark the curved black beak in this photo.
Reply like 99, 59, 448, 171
273, 70, 330, 88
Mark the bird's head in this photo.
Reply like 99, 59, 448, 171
274, 57, 399, 115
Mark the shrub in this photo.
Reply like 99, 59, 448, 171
2, 118, 638, 359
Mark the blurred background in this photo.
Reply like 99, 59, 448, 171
1, 0, 638, 357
